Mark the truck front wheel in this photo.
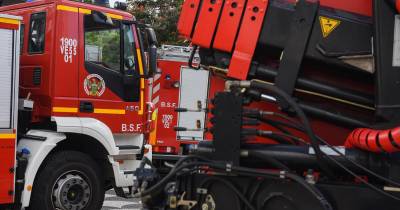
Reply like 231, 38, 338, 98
27, 151, 105, 210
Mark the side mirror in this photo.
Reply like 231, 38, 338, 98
124, 57, 135, 70
148, 45, 157, 78
145, 28, 158, 46
146, 28, 158, 78
91, 11, 114, 26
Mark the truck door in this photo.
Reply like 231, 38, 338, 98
78, 11, 144, 133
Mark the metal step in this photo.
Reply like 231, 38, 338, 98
117, 145, 141, 150
123, 170, 135, 175
114, 186, 133, 198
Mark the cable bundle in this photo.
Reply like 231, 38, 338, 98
345, 127, 400, 153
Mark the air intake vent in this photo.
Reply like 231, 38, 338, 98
33, 68, 41, 86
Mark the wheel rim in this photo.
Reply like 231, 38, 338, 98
52, 170, 91, 210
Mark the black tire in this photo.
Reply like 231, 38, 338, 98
27, 151, 105, 210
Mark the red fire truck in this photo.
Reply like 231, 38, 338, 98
0, 0, 157, 209
136, 0, 400, 209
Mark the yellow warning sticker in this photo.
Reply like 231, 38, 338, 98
319, 16, 341, 38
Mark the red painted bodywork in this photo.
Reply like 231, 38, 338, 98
0, 138, 16, 204
152, 60, 182, 153
397, 0, 400, 13
177, 0, 201, 38
191, 0, 224, 48
213, 0, 246, 52
0, 22, 19, 30
0, 0, 149, 134
228, 0, 269, 80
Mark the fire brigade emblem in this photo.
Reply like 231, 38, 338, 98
84, 74, 106, 97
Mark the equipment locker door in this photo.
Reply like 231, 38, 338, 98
0, 15, 20, 204
177, 67, 209, 140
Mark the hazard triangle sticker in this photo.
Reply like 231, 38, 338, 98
319, 16, 341, 38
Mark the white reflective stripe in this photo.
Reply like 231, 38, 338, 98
154, 73, 161, 82
152, 95, 160, 105
153, 83, 161, 94
393, 15, 400, 67
309, 146, 346, 156
0, 29, 13, 128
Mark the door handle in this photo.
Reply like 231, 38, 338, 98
79, 101, 94, 113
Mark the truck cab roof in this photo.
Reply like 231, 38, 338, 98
0, 0, 134, 20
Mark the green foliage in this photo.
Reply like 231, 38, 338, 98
127, 0, 185, 45
85, 29, 121, 70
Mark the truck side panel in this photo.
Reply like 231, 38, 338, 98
0, 138, 16, 204
51, 4, 79, 115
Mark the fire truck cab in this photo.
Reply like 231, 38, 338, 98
0, 0, 157, 209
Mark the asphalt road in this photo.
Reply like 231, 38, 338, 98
102, 190, 142, 210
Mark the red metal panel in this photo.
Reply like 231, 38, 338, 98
213, 0, 247, 52
177, 0, 202, 38
0, 22, 19, 30
191, 0, 225, 48
0, 138, 16, 204
397, 0, 400, 13
284, 0, 372, 17
228, 0, 269, 80
151, 60, 182, 154
52, 5, 79, 116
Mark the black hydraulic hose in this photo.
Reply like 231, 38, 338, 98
243, 128, 305, 145
248, 80, 334, 176
248, 150, 291, 171
136, 155, 211, 198
261, 118, 293, 135
267, 133, 294, 144
136, 157, 333, 210
200, 161, 332, 210
250, 63, 374, 107
298, 103, 370, 128
248, 181, 262, 205
317, 137, 400, 189
243, 109, 298, 134
255, 125, 308, 145
244, 146, 363, 170
262, 117, 303, 132
271, 112, 300, 125
260, 131, 307, 145
271, 132, 308, 145
247, 88, 370, 128
322, 151, 400, 201
258, 132, 294, 145
263, 117, 400, 189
